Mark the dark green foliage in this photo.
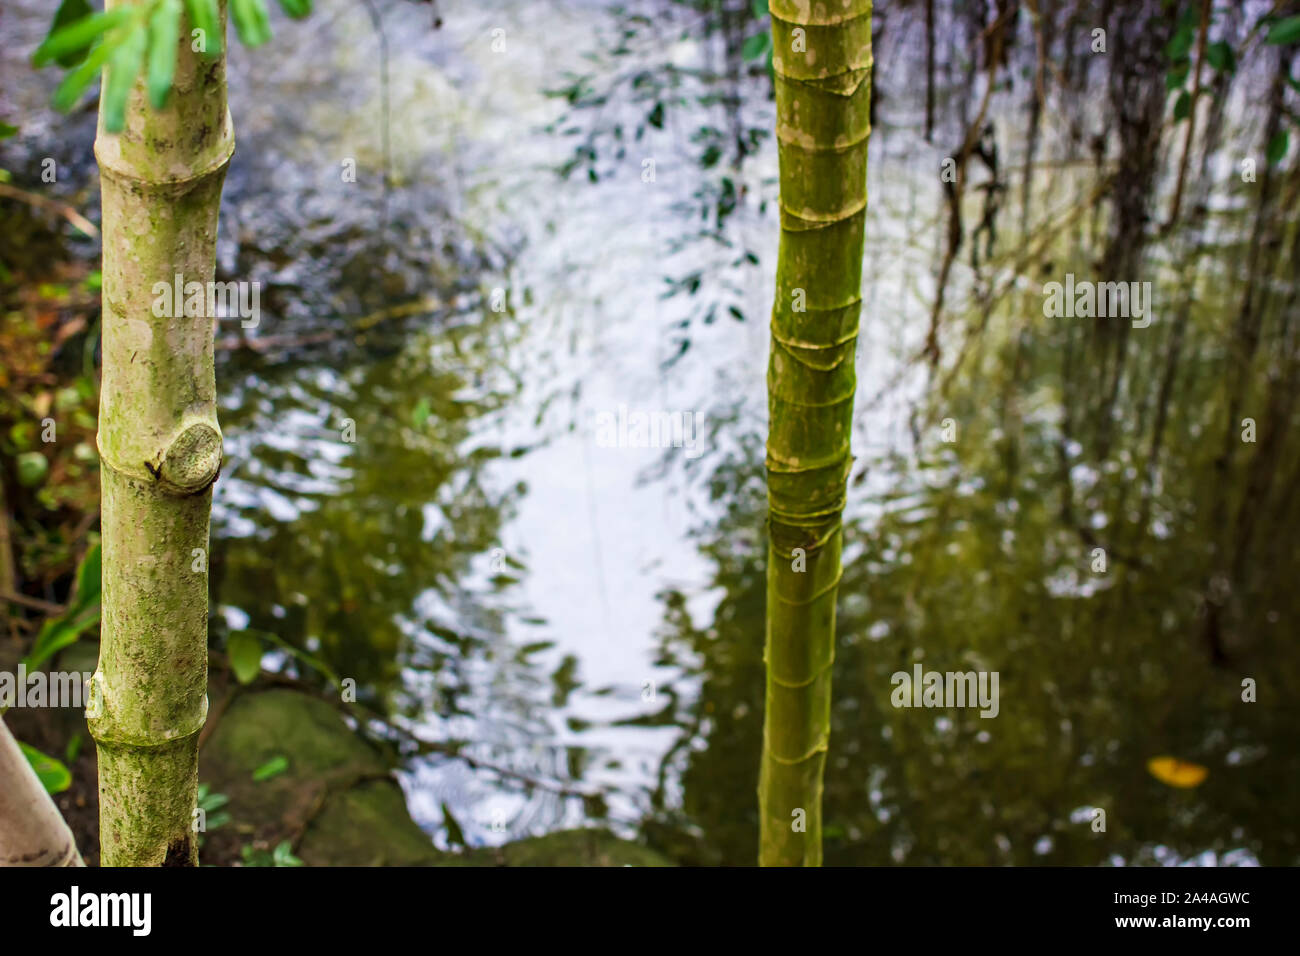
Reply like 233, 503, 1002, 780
146, 0, 181, 108
230, 0, 271, 47
31, 0, 313, 132
1266, 15, 1300, 46
18, 741, 73, 794
184, 0, 222, 56
22, 543, 101, 672
1162, 4, 1296, 165
102, 17, 147, 131
1267, 129, 1289, 165
1205, 40, 1233, 73
278, 0, 312, 19
35, 0, 101, 68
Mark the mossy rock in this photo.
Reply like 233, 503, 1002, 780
462, 829, 674, 867
198, 688, 444, 866
297, 779, 460, 866
199, 687, 673, 866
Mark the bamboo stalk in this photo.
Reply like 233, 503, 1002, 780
89, 0, 233, 866
0, 717, 84, 866
759, 0, 872, 867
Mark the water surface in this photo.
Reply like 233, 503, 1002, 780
3, 0, 1297, 865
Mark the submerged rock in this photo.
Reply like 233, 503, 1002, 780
199, 688, 671, 867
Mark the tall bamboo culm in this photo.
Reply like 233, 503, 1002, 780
89, 0, 233, 866
759, 0, 872, 867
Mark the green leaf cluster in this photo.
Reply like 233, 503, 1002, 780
742, 1, 773, 71
223, 626, 342, 686
1164, 5, 1298, 167
240, 840, 302, 866
196, 783, 232, 832
31, 0, 313, 133
18, 741, 73, 794
22, 542, 101, 672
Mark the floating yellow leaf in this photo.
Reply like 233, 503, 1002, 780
1147, 756, 1209, 789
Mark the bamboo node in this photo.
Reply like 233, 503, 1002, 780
86, 671, 209, 748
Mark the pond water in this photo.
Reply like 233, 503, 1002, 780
4, 0, 1298, 865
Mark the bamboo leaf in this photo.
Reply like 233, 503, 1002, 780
1172, 89, 1191, 122
46, 0, 95, 61
240, 845, 270, 865
23, 621, 77, 670
33, 7, 129, 69
39, 0, 95, 68
277, 0, 313, 20
0, 122, 17, 139
197, 784, 231, 812
226, 631, 263, 684
101, 21, 148, 134
51, 46, 106, 112
250, 627, 341, 687
1164, 25, 1195, 61
252, 755, 289, 781
72, 542, 101, 616
22, 606, 99, 672
231, 0, 273, 47
742, 31, 771, 62
22, 544, 102, 671
1266, 15, 1300, 46
184, 0, 223, 57
1267, 129, 1289, 166
1205, 40, 1234, 72
147, 0, 183, 109
271, 841, 303, 866
18, 742, 72, 795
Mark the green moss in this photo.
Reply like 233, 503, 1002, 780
201, 690, 388, 825
297, 781, 463, 867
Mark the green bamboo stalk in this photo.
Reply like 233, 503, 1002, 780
88, 0, 233, 866
759, 0, 872, 867
0, 717, 84, 866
